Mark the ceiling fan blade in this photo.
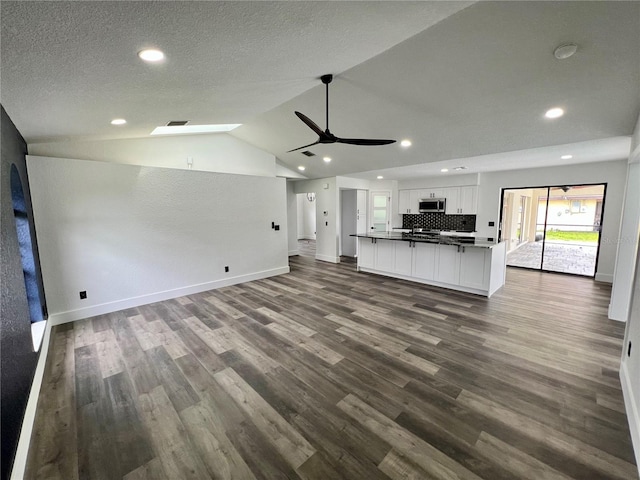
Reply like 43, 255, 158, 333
295, 111, 325, 137
287, 140, 321, 153
335, 138, 396, 146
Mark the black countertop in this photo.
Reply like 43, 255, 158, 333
351, 232, 501, 248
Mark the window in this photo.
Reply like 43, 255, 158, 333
571, 200, 581, 213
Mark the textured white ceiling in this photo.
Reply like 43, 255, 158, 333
0, 1, 469, 142
1, 1, 639, 180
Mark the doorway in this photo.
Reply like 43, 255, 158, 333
296, 192, 316, 257
500, 183, 606, 277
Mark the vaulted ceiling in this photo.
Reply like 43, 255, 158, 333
2, 1, 639, 180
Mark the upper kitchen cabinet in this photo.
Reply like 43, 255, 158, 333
398, 189, 428, 214
422, 188, 445, 200
445, 186, 478, 215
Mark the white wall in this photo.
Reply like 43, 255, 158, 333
286, 181, 298, 256
620, 112, 640, 472
476, 160, 628, 283
28, 134, 276, 177
27, 155, 289, 322
621, 233, 640, 472
341, 190, 357, 257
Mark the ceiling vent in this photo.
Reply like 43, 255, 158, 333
166, 120, 189, 126
301, 150, 316, 157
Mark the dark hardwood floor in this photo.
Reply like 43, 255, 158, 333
25, 256, 638, 479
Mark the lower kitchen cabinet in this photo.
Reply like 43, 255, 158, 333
413, 242, 437, 280
356, 237, 505, 297
358, 238, 376, 269
459, 245, 488, 289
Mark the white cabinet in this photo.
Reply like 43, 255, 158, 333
445, 186, 478, 215
459, 246, 488, 289
413, 242, 437, 280
398, 190, 427, 214
357, 237, 505, 297
375, 239, 395, 272
359, 238, 376, 269
436, 244, 461, 284
394, 241, 414, 276
398, 190, 411, 214
422, 188, 444, 199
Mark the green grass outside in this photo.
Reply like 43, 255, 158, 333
544, 231, 599, 242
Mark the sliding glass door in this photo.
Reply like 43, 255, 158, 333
500, 184, 605, 277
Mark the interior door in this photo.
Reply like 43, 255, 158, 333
370, 191, 390, 232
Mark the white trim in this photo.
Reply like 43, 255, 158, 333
31, 321, 46, 352
288, 250, 300, 256
595, 273, 614, 283
10, 320, 54, 480
48, 267, 290, 325
315, 254, 340, 264
621, 362, 640, 477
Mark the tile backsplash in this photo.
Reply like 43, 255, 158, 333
402, 213, 476, 232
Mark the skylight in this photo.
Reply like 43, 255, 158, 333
150, 124, 242, 136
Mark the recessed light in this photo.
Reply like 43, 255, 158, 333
150, 124, 241, 135
545, 107, 564, 119
400, 139, 412, 147
111, 118, 127, 125
323, 157, 332, 163
441, 168, 449, 172
561, 154, 573, 160
138, 48, 165, 62
554, 43, 578, 60
377, 176, 384, 179
298, 166, 306, 171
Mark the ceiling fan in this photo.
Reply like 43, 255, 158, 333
288, 74, 396, 153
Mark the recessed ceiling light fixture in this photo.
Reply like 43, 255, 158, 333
441, 168, 449, 173
400, 139, 412, 147
138, 48, 165, 62
298, 166, 306, 171
561, 154, 573, 160
377, 175, 384, 179
323, 156, 332, 163
545, 107, 564, 119
554, 43, 578, 60
111, 118, 127, 125
150, 124, 241, 136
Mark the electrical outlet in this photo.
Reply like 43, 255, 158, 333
488, 221, 495, 227
274, 225, 280, 231
79, 291, 87, 299
225, 266, 229, 273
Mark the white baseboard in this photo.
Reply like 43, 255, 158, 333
315, 254, 340, 264
48, 266, 290, 325
288, 250, 299, 256
620, 362, 640, 476
595, 273, 614, 283
11, 320, 54, 480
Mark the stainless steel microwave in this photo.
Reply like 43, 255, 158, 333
419, 198, 446, 213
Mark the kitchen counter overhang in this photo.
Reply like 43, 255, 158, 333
351, 232, 499, 248
352, 233, 506, 297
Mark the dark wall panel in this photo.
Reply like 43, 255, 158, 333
1, 105, 44, 479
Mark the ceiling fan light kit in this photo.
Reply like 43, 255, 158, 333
288, 74, 396, 153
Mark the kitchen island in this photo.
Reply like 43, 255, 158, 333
352, 232, 506, 297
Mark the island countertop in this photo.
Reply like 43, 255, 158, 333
350, 232, 501, 248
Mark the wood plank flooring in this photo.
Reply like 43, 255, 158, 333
25, 256, 638, 479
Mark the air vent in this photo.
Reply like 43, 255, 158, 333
166, 120, 189, 127
301, 150, 316, 157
